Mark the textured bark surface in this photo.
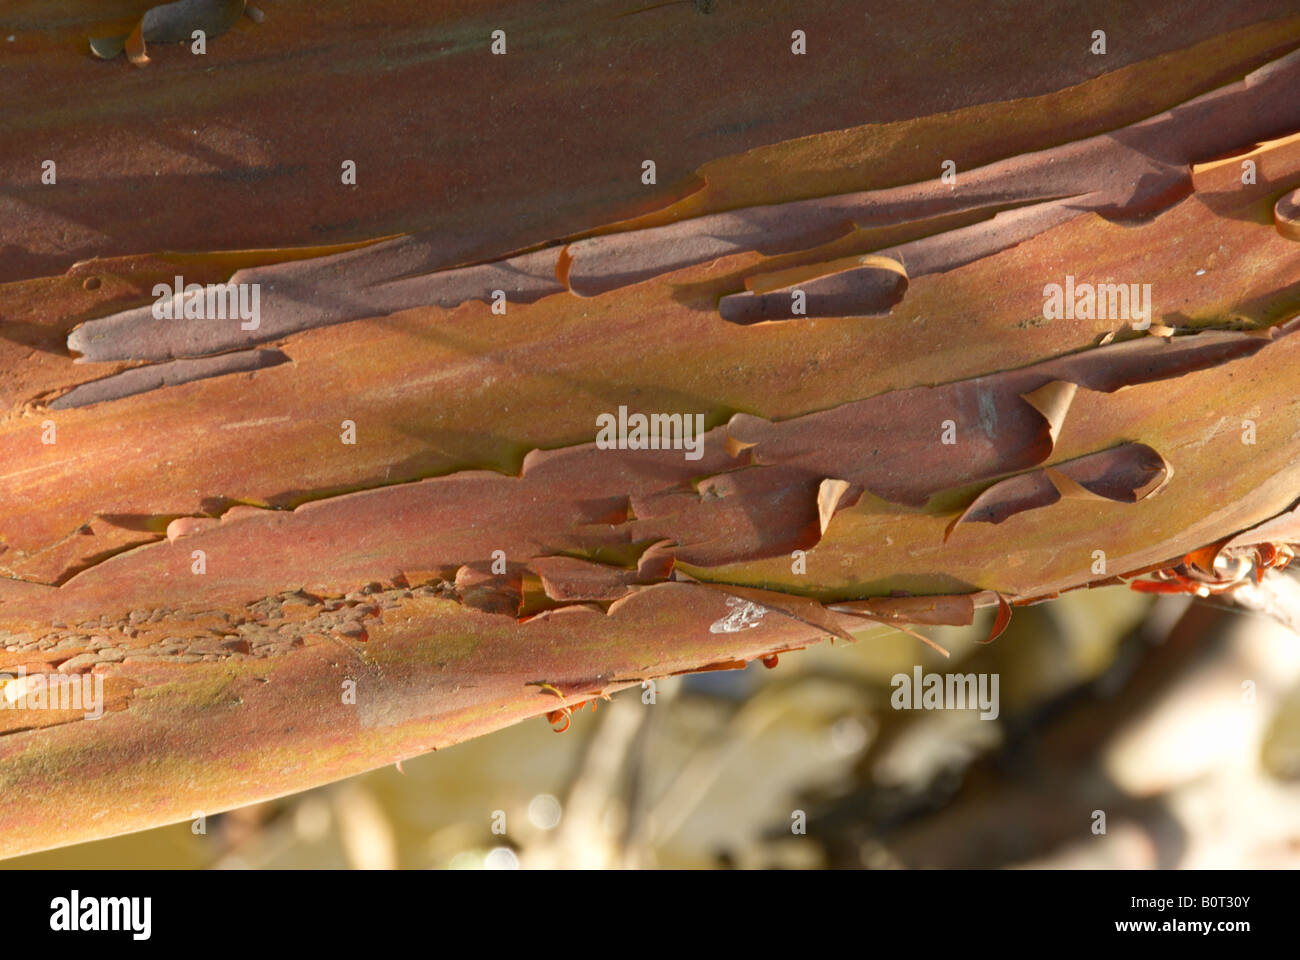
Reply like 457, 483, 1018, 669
2, 2, 1299, 857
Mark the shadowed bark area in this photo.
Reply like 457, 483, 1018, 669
2, 2, 1300, 858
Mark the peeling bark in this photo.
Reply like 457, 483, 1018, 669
2, 3, 1300, 858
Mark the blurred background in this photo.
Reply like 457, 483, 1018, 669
7, 585, 1300, 869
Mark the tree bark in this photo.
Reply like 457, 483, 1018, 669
2, 1, 1299, 857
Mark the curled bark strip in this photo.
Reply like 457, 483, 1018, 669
1221, 501, 1300, 555
63, 48, 1300, 355
47, 349, 288, 409
724, 319, 1292, 509
165, 516, 219, 543
720, 255, 910, 324
724, 433, 759, 458
366, 248, 566, 314
817, 478, 856, 536
946, 442, 1170, 538
1020, 380, 1077, 448
13, 318, 1295, 584
67, 244, 565, 364
1045, 445, 1172, 503
90, 0, 250, 65
1038, 324, 1288, 389
718, 200, 1081, 322
532, 556, 641, 603
635, 540, 677, 581
827, 604, 953, 657
567, 203, 862, 297
681, 47, 1300, 321
725, 386, 1055, 509
827, 594, 978, 627
1276, 187, 1300, 240
453, 564, 523, 616
124, 21, 148, 65
983, 594, 1013, 644
630, 467, 830, 567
